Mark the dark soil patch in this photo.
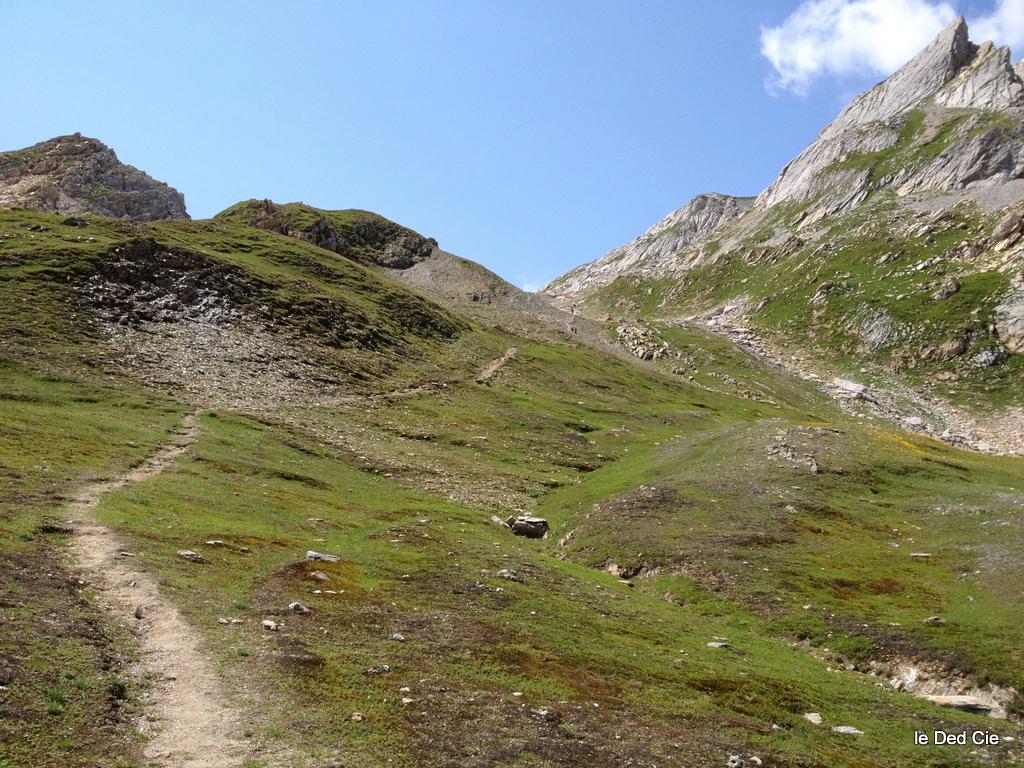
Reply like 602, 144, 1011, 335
0, 545, 140, 767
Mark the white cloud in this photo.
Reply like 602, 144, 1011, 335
761, 0, 1024, 95
974, 0, 1024, 52
518, 276, 549, 293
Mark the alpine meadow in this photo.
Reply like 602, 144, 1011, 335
1, 9, 1024, 768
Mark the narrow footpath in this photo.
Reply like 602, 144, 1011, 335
66, 414, 251, 768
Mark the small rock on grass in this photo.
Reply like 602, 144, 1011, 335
306, 550, 340, 563
925, 695, 993, 713
177, 550, 208, 563
351, 712, 364, 722
803, 712, 822, 725
289, 601, 311, 614
392, 633, 406, 642
707, 641, 731, 649
832, 725, 864, 735
923, 616, 946, 625
308, 570, 330, 582
134, 605, 146, 620
506, 516, 549, 539
262, 619, 280, 631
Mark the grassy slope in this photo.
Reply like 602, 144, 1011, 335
89, 348, 1024, 767
0, 208, 471, 389
1, 208, 1022, 766
0, 364, 182, 767
581, 109, 1024, 410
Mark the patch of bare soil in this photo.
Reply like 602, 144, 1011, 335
398, 687, 731, 768
693, 305, 1024, 456
65, 414, 255, 767
476, 346, 518, 383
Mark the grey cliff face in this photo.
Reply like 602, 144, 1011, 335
934, 41, 1024, 110
756, 18, 1024, 217
997, 285, 1024, 352
545, 193, 754, 296
0, 133, 188, 220
549, 18, 1024, 301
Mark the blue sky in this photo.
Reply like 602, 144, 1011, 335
2, 1, 1019, 289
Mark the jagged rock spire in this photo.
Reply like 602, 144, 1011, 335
817, 16, 974, 141
756, 17, 1024, 214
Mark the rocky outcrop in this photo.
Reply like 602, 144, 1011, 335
547, 18, 1024, 304
0, 134, 188, 220
219, 200, 436, 270
996, 285, 1024, 352
756, 18, 1024, 218
616, 323, 671, 360
545, 193, 753, 297
303, 217, 435, 269
934, 41, 1024, 111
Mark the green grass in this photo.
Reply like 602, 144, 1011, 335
0, 363, 180, 767
1, 202, 1022, 767
585, 193, 1023, 408
86, 356, 1024, 766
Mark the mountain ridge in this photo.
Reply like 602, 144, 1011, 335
549, 18, 1024, 302
756, 17, 1024, 219
0, 133, 188, 221
546, 192, 755, 298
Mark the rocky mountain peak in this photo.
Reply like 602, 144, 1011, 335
544, 192, 754, 298
0, 133, 188, 220
547, 18, 1024, 307
757, 18, 1024, 215
818, 16, 974, 142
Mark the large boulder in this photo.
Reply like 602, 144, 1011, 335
996, 286, 1024, 352
505, 515, 549, 539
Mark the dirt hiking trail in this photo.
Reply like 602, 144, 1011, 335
66, 413, 252, 768
476, 346, 518, 383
